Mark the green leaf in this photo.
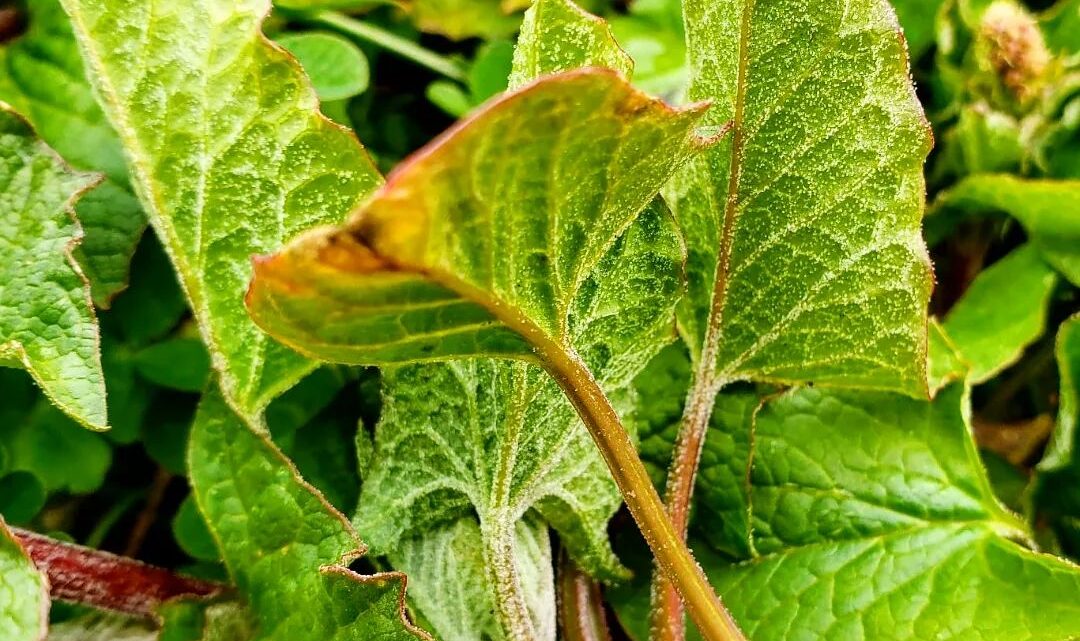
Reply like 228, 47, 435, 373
0, 521, 47, 641
247, 70, 705, 365
468, 40, 515, 104
408, 0, 522, 41
0, 0, 145, 306
674, 0, 933, 395
133, 337, 211, 392
391, 517, 555, 641
158, 600, 255, 641
107, 235, 187, 347
276, 32, 369, 102
357, 199, 684, 639
0, 105, 107, 431
0, 401, 111, 494
60, 0, 384, 421
0, 472, 46, 525
927, 317, 969, 395
610, 0, 689, 101
188, 387, 430, 641
172, 495, 220, 562
1041, 314, 1080, 471
941, 245, 1058, 383
939, 175, 1080, 286
891, 0, 946, 58
508, 0, 632, 90
615, 385, 1080, 641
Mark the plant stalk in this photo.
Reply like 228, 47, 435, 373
537, 343, 743, 641
558, 551, 613, 641
312, 11, 466, 81
12, 528, 226, 618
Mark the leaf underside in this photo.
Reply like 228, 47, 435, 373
0, 105, 106, 430
60, 0, 383, 421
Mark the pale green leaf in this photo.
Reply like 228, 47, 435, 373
1041, 314, 1080, 471
392, 517, 555, 641
610, 0, 689, 101
939, 175, 1080, 286
188, 388, 430, 641
890, 0, 946, 58
927, 317, 969, 395
247, 70, 705, 365
675, 0, 933, 395
357, 200, 684, 640
276, 32, 369, 102
408, 0, 522, 40
942, 245, 1057, 383
0, 105, 106, 430
60, 0, 384, 420
0, 0, 145, 306
508, 0, 632, 90
615, 385, 1080, 641
0, 521, 47, 641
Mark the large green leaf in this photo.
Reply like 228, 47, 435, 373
0, 105, 106, 431
0, 522, 47, 641
941, 244, 1058, 383
615, 385, 1080, 641
674, 0, 933, 395
60, 0, 383, 420
188, 388, 430, 641
247, 69, 705, 364
0, 0, 145, 307
939, 175, 1080, 286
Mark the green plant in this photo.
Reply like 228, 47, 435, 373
1, 0, 1079, 640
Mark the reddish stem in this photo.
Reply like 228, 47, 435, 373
12, 528, 226, 618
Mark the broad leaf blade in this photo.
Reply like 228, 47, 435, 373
939, 175, 1080, 286
615, 385, 1080, 641
0, 0, 145, 307
508, 0, 632, 90
248, 69, 706, 364
677, 0, 933, 395
0, 106, 106, 430
941, 245, 1057, 383
188, 388, 430, 641
0, 522, 47, 641
60, 0, 383, 420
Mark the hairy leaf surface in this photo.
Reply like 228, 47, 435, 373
0, 106, 106, 430
188, 389, 429, 641
0, 521, 47, 641
616, 385, 1080, 641
248, 69, 705, 364
0, 0, 145, 306
942, 244, 1058, 383
508, 0, 632, 90
940, 175, 1080, 286
60, 0, 383, 420
675, 0, 933, 394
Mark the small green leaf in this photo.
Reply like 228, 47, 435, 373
468, 40, 514, 103
1, 401, 111, 494
0, 521, 47, 641
0, 105, 107, 431
0, 472, 46, 525
408, 0, 522, 40
675, 0, 933, 395
891, 0, 947, 58
108, 236, 187, 347
277, 32, 370, 102
133, 337, 212, 392
939, 175, 1080, 286
172, 495, 220, 562
927, 317, 969, 394
60, 0, 384, 421
1041, 314, 1080, 472
615, 385, 1080, 641
508, 0, 632, 90
0, 0, 145, 306
610, 0, 689, 101
426, 81, 472, 117
942, 245, 1058, 383
188, 387, 431, 641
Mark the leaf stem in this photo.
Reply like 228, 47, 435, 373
557, 551, 612, 641
12, 528, 226, 618
537, 342, 743, 641
310, 11, 466, 82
